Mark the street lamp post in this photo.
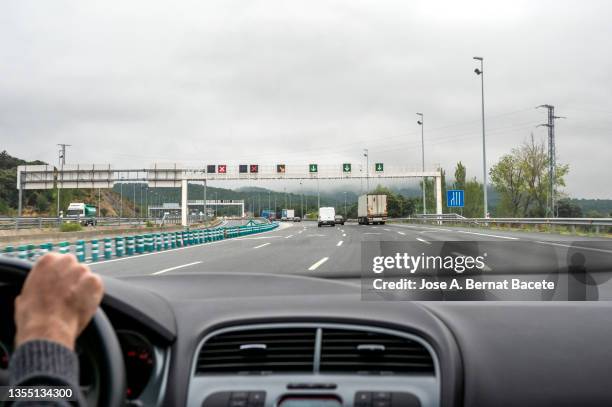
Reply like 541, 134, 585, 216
133, 183, 136, 217
300, 181, 304, 218
363, 149, 369, 192
344, 192, 347, 218
473, 56, 488, 218
417, 113, 426, 214
119, 177, 124, 218
203, 180, 207, 224
317, 179, 320, 210
359, 165, 363, 194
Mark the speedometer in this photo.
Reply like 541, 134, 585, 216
117, 330, 155, 400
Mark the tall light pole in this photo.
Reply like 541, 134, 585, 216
416, 113, 426, 214
473, 56, 488, 217
56, 144, 70, 217
133, 182, 136, 217
203, 180, 207, 223
138, 185, 142, 218
344, 192, 347, 218
363, 149, 369, 192
119, 176, 124, 218
317, 179, 320, 210
359, 165, 363, 194
300, 181, 304, 218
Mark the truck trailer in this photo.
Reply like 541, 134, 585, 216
357, 194, 387, 225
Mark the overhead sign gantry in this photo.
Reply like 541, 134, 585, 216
17, 163, 444, 226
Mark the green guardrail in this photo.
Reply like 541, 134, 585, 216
1, 222, 279, 263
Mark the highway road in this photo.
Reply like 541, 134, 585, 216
89, 221, 612, 300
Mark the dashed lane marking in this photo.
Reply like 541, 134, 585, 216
151, 261, 202, 276
308, 257, 329, 271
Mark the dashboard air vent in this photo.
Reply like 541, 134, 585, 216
196, 328, 316, 374
320, 328, 434, 374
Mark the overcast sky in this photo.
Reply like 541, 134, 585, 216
1, 0, 611, 198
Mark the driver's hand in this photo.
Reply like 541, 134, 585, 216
14, 253, 104, 350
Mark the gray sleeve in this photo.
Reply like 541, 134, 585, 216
8, 340, 85, 406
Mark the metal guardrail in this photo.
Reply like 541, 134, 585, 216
391, 214, 612, 232
0, 216, 198, 230
1, 222, 279, 263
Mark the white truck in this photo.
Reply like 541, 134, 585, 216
318, 207, 336, 227
358, 194, 387, 225
281, 209, 295, 221
65, 202, 98, 226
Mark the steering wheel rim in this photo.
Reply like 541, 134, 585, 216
0, 256, 126, 407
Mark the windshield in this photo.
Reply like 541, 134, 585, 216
0, 0, 611, 300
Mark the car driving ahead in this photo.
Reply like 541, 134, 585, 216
318, 207, 336, 227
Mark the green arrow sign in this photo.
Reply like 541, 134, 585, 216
375, 163, 384, 172
309, 164, 318, 173
343, 163, 351, 172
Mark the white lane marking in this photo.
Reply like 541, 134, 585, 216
151, 261, 202, 276
342, 233, 347, 237
457, 230, 519, 240
285, 235, 294, 239
238, 235, 283, 240
253, 243, 271, 249
89, 227, 280, 266
372, 226, 379, 229
384, 228, 391, 231
397, 231, 406, 235
419, 226, 453, 232
416, 238, 431, 244
308, 257, 329, 271
337, 240, 343, 247
307, 234, 326, 237
341, 229, 345, 233
364, 232, 381, 235
535, 241, 612, 254
90, 238, 230, 266
298, 230, 303, 234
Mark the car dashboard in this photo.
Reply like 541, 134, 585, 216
4, 271, 612, 407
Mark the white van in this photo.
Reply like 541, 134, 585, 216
318, 207, 336, 227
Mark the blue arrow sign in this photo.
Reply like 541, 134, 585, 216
447, 190, 464, 207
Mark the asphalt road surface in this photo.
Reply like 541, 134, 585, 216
89, 221, 612, 300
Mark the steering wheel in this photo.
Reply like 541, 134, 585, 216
0, 256, 126, 407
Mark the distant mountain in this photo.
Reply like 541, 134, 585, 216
570, 199, 612, 217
